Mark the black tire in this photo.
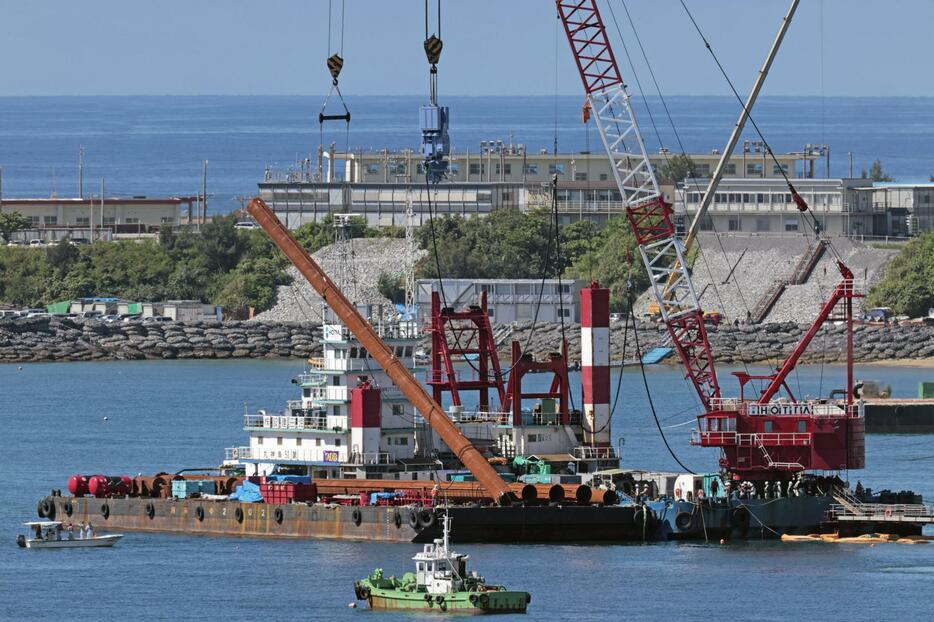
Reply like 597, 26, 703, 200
526, 593, 532, 604
37, 500, 46, 519
436, 595, 445, 605
145, 502, 155, 519
235, 507, 244, 523
63, 501, 74, 517
195, 506, 205, 522
480, 594, 489, 607
409, 511, 420, 529
393, 510, 402, 529
424, 593, 433, 602
40, 498, 56, 520
360, 586, 370, 599
674, 511, 693, 531
100, 503, 110, 519
469, 594, 479, 605
274, 507, 284, 524
418, 509, 435, 529
16, 534, 26, 548
351, 507, 362, 526
731, 507, 751, 531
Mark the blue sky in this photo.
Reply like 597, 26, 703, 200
2, 0, 932, 97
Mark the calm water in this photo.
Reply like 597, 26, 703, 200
1, 96, 933, 213
1, 358, 933, 620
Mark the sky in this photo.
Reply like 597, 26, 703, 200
1, 0, 932, 97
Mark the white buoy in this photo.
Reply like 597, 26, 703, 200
102, 416, 109, 421
348, 603, 357, 608
17, 366, 23, 371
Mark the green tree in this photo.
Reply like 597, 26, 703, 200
565, 216, 646, 311
657, 154, 697, 184
861, 160, 894, 182
866, 232, 934, 317
377, 272, 406, 305
0, 211, 29, 243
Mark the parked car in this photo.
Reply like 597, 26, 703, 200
143, 315, 173, 323
234, 221, 258, 230
28, 239, 44, 247
101, 315, 122, 323
80, 311, 103, 319
122, 315, 143, 323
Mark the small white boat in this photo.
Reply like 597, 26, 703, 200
17, 521, 123, 549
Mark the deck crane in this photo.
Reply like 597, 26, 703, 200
420, 0, 450, 183
556, 0, 720, 411
558, 1, 865, 481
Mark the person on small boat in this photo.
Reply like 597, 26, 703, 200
34, 524, 43, 540
84, 523, 94, 539
66, 523, 75, 540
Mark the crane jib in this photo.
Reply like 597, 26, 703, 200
557, 0, 721, 410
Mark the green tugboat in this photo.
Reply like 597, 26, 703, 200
354, 514, 530, 613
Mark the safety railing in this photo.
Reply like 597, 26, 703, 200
737, 432, 811, 446
573, 446, 618, 460
829, 503, 934, 522
225, 446, 253, 461
348, 451, 394, 465
243, 414, 330, 431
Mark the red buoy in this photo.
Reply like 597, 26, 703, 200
67, 475, 90, 497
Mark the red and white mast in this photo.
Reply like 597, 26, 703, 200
581, 281, 611, 446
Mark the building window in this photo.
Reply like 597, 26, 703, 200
756, 217, 770, 232
503, 163, 512, 176
43, 215, 58, 226
559, 308, 570, 318
574, 172, 588, 181
599, 173, 608, 181
449, 163, 460, 174
524, 163, 538, 175
103, 216, 116, 225
699, 215, 714, 231
392, 404, 404, 417
125, 217, 140, 224
773, 164, 789, 175
257, 436, 264, 445
366, 163, 380, 174
696, 164, 711, 176
389, 162, 406, 175
725, 164, 736, 175
548, 163, 566, 175
487, 307, 495, 318
728, 217, 741, 231
784, 218, 799, 232
741, 194, 750, 203
26, 216, 41, 226
161, 217, 174, 225
747, 163, 763, 176
277, 437, 283, 446
397, 437, 408, 446
469, 163, 482, 176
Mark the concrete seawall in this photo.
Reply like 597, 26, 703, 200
2, 317, 934, 365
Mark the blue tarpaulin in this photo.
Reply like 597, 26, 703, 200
229, 480, 263, 503
369, 492, 402, 505
265, 475, 311, 484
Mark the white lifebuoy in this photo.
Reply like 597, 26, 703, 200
884, 506, 893, 518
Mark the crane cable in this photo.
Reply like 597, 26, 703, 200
628, 288, 695, 475
319, 0, 351, 156
678, 0, 843, 264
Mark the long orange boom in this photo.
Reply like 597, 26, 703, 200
246, 197, 513, 505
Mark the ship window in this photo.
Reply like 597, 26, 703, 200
316, 438, 322, 447
257, 436, 264, 445
797, 420, 807, 433
335, 438, 341, 447
277, 437, 283, 446
303, 388, 311, 398
296, 437, 302, 446
331, 376, 340, 386
763, 421, 774, 433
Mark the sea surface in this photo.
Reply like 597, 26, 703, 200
1, 95, 933, 213
1, 358, 932, 621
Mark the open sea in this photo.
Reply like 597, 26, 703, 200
1, 358, 932, 621
1, 96, 933, 213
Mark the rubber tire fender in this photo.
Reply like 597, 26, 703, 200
100, 503, 110, 519
393, 510, 403, 529
480, 593, 490, 607
674, 511, 694, 531
351, 507, 362, 526
235, 507, 244, 524
195, 505, 205, 522
274, 507, 284, 524
469, 594, 479, 605
40, 498, 56, 520
63, 501, 74, 517
37, 499, 46, 518
418, 509, 435, 530
145, 502, 155, 519
359, 586, 370, 600
409, 510, 420, 529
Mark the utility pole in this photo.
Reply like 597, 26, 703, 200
79, 146, 85, 199
848, 152, 854, 178
97, 178, 104, 242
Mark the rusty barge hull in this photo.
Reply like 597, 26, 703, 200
44, 496, 649, 543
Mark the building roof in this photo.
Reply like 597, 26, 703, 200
0, 196, 197, 206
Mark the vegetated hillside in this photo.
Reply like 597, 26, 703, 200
866, 231, 934, 317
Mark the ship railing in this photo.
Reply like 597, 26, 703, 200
225, 446, 253, 461
349, 451, 394, 465
829, 503, 934, 521
424, 370, 502, 384
243, 414, 330, 431
708, 397, 742, 411
692, 431, 737, 446
737, 432, 812, 446
296, 372, 326, 386
447, 410, 512, 425
573, 446, 618, 460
